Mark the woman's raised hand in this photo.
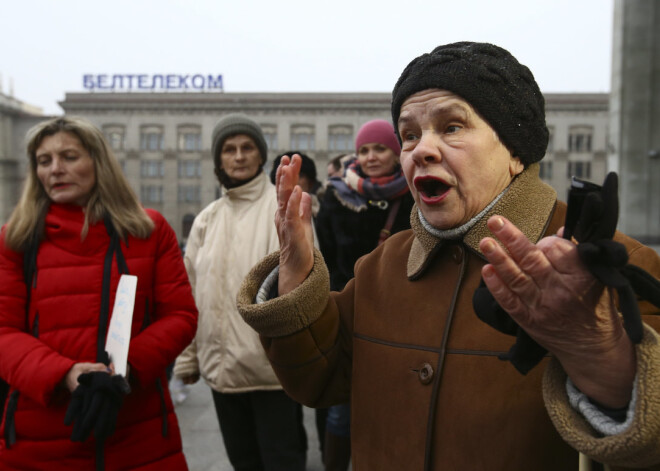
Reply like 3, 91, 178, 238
275, 155, 315, 295
480, 215, 635, 408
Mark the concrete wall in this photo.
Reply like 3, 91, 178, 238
611, 0, 660, 242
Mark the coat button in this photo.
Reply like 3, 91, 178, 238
418, 363, 434, 385
452, 245, 464, 264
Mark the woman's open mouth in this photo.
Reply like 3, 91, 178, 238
414, 176, 450, 204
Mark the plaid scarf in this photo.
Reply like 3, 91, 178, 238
329, 157, 409, 212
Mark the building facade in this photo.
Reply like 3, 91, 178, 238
0, 90, 611, 243
544, 93, 609, 202
0, 92, 48, 226
58, 91, 395, 242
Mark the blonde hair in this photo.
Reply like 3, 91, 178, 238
4, 116, 154, 252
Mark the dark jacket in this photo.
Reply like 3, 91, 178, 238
238, 165, 660, 470
0, 203, 198, 470
316, 184, 415, 291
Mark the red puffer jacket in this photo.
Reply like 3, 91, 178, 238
0, 204, 198, 470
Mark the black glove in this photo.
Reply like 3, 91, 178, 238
64, 371, 131, 442
473, 172, 660, 374
570, 172, 644, 344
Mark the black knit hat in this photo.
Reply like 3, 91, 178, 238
391, 41, 548, 167
211, 113, 268, 170
270, 151, 318, 185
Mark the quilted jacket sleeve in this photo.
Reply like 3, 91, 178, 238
0, 230, 76, 406
237, 248, 353, 407
127, 211, 198, 386
543, 242, 660, 468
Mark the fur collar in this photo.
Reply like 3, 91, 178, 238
407, 163, 557, 279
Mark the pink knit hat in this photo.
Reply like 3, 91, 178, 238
355, 119, 401, 156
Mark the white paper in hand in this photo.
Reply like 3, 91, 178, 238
105, 274, 137, 376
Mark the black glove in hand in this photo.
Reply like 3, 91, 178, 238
571, 173, 645, 344
63, 378, 90, 441
64, 371, 131, 442
473, 172, 660, 374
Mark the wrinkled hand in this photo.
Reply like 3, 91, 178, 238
480, 215, 635, 408
275, 154, 315, 295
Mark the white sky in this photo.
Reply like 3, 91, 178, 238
2, 0, 614, 115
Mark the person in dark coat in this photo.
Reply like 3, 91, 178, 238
316, 119, 414, 293
314, 119, 414, 470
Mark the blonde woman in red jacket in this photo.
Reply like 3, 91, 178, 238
0, 117, 198, 470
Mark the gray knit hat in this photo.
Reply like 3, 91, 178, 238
391, 41, 548, 167
211, 113, 268, 170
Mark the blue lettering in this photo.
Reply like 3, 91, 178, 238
110, 75, 124, 89
191, 74, 205, 89
83, 73, 223, 91
125, 74, 135, 89
137, 74, 150, 89
207, 75, 223, 91
110, 331, 125, 346
83, 74, 95, 90
151, 74, 164, 89
165, 74, 177, 89
96, 74, 109, 89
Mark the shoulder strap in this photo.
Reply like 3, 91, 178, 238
378, 198, 403, 246
1, 234, 40, 443
23, 235, 40, 323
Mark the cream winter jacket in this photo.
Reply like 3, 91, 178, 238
174, 172, 282, 392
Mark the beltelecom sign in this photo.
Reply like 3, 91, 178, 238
83, 74, 224, 92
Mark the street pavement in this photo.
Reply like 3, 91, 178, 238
174, 381, 326, 471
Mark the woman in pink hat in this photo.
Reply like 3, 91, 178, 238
314, 119, 414, 470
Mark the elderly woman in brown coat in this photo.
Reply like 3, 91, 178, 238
237, 42, 660, 470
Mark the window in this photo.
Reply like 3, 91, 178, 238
140, 185, 163, 203
568, 126, 593, 153
178, 125, 202, 152
290, 125, 315, 151
567, 161, 591, 180
103, 125, 125, 151
328, 125, 353, 152
140, 160, 164, 178
178, 160, 201, 178
140, 125, 164, 151
178, 185, 201, 203
261, 124, 277, 151
539, 161, 553, 180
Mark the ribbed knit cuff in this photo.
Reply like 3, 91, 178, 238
256, 265, 280, 304
566, 377, 637, 436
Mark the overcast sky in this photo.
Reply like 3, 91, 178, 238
2, 0, 614, 115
